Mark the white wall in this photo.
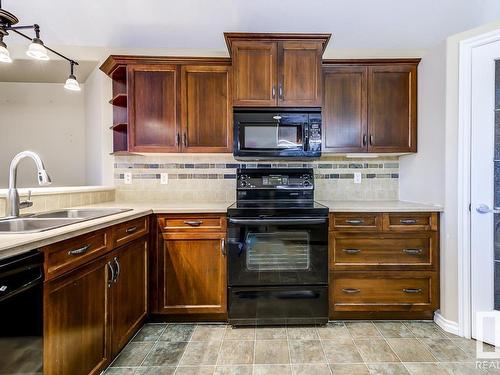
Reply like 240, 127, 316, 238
400, 43, 446, 205
84, 67, 113, 186
0, 82, 86, 188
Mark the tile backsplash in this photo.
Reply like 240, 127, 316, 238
114, 154, 399, 202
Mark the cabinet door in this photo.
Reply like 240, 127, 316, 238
109, 237, 148, 356
323, 66, 368, 152
44, 258, 110, 375
279, 41, 323, 107
232, 41, 278, 107
367, 65, 417, 152
181, 65, 233, 152
128, 65, 179, 152
159, 232, 227, 314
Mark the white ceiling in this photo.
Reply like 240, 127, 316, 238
0, 0, 498, 83
3, 0, 499, 50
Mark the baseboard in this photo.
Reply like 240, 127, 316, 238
434, 310, 460, 336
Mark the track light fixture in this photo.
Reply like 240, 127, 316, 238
0, 0, 80, 90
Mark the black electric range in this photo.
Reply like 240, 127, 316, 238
227, 168, 329, 326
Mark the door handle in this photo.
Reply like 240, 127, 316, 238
221, 238, 226, 256
476, 204, 500, 214
400, 219, 417, 225
126, 226, 137, 234
113, 257, 120, 283
278, 84, 283, 99
369, 135, 374, 146
107, 261, 115, 288
176, 133, 180, 146
272, 86, 276, 99
362, 134, 367, 146
183, 133, 187, 147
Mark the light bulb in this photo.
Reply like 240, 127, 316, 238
0, 44, 12, 63
26, 38, 49, 61
64, 74, 81, 91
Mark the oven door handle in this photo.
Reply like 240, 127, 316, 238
228, 218, 327, 225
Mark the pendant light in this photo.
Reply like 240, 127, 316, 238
64, 61, 81, 91
0, 34, 11, 63
0, 1, 78, 89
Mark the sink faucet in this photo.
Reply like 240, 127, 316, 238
7, 151, 51, 217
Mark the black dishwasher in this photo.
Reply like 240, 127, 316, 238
0, 250, 44, 374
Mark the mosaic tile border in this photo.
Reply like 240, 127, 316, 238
115, 162, 399, 169
114, 172, 399, 180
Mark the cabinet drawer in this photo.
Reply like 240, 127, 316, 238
43, 229, 112, 280
330, 213, 382, 231
113, 216, 149, 248
383, 212, 438, 232
330, 271, 438, 312
159, 214, 226, 232
330, 233, 436, 269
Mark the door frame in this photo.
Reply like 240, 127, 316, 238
457, 28, 500, 339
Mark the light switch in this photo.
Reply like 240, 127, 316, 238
161, 173, 169, 184
124, 172, 132, 184
354, 172, 362, 184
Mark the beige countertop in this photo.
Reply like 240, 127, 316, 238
0, 200, 442, 259
318, 200, 443, 212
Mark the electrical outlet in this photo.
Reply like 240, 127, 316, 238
124, 172, 132, 184
161, 173, 169, 184
354, 172, 362, 184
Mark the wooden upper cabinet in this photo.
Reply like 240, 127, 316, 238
368, 64, 417, 152
226, 33, 331, 108
232, 41, 278, 107
181, 65, 233, 152
128, 65, 179, 152
279, 41, 323, 107
323, 66, 368, 152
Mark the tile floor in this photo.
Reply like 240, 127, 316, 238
103, 321, 498, 375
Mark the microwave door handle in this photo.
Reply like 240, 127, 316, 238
303, 125, 309, 151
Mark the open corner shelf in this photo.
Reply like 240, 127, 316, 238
109, 94, 127, 107
110, 65, 127, 82
110, 122, 128, 130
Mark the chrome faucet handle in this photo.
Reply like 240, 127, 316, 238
19, 190, 33, 209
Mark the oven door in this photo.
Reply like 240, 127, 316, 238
227, 217, 328, 286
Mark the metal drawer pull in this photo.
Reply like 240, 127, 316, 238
184, 220, 203, 226
107, 262, 115, 288
346, 219, 364, 225
113, 257, 120, 283
400, 219, 417, 225
126, 226, 137, 234
403, 248, 423, 255
343, 248, 361, 254
221, 238, 226, 256
403, 288, 422, 294
342, 288, 361, 294
68, 244, 90, 256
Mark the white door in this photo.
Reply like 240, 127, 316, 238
471, 39, 500, 346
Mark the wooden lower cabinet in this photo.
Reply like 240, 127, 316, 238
330, 271, 439, 313
157, 231, 227, 316
329, 212, 439, 320
109, 237, 148, 356
44, 256, 110, 375
44, 235, 149, 374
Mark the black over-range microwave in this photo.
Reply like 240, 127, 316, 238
233, 109, 322, 160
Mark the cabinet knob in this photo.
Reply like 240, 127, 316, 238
403, 248, 422, 255
342, 248, 361, 254
403, 288, 422, 294
346, 219, 364, 225
184, 220, 203, 227
400, 219, 417, 225
68, 244, 90, 256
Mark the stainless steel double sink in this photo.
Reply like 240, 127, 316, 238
0, 208, 132, 233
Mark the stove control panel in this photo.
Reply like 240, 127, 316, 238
238, 170, 314, 190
